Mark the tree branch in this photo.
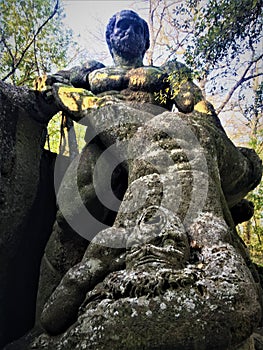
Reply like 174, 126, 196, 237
1, 0, 59, 82
242, 72, 263, 83
1, 31, 15, 68
216, 53, 263, 115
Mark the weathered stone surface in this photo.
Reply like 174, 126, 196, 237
2, 9, 263, 350
253, 329, 263, 350
4, 106, 262, 350
0, 81, 58, 347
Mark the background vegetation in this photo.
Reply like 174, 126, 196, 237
1, 0, 262, 264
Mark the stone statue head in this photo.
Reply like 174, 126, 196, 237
106, 10, 150, 62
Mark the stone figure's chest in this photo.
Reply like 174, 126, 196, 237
88, 66, 167, 94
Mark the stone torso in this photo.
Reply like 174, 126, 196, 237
88, 66, 171, 109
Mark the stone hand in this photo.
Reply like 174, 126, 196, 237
46, 73, 71, 86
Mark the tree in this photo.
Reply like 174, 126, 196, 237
0, 0, 74, 86
184, 0, 263, 113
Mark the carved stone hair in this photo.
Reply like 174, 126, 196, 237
105, 10, 150, 58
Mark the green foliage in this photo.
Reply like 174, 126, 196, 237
0, 0, 74, 86
243, 82, 263, 126
45, 113, 86, 155
185, 0, 263, 73
46, 113, 62, 154
238, 131, 263, 266
239, 182, 263, 266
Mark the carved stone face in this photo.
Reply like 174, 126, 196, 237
126, 207, 190, 270
91, 208, 193, 301
110, 14, 146, 59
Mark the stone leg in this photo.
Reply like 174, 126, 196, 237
35, 140, 127, 322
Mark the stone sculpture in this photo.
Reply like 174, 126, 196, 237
35, 9, 222, 319
3, 9, 262, 350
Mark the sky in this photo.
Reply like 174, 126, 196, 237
62, 0, 148, 65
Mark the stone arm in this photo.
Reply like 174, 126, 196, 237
46, 60, 105, 89
40, 228, 126, 335
162, 60, 215, 116
0, 80, 59, 124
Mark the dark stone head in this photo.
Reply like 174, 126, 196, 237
106, 10, 150, 61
